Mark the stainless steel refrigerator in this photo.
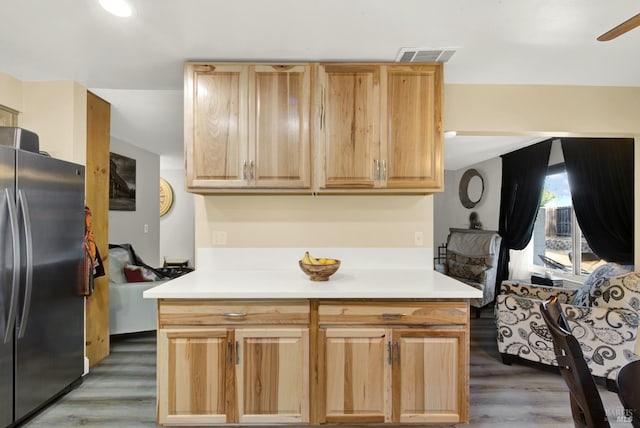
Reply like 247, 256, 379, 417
0, 127, 85, 427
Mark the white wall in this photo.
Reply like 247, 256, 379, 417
160, 169, 195, 266
434, 157, 502, 247
108, 137, 161, 266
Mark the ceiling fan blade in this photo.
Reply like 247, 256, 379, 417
597, 12, 640, 41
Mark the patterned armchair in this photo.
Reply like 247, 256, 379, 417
496, 263, 640, 385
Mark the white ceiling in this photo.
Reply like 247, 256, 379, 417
1, 0, 638, 169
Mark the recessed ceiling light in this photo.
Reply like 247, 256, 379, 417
99, 0, 132, 17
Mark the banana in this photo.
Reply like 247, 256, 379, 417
302, 251, 336, 265
302, 251, 321, 265
308, 253, 322, 265
302, 251, 313, 264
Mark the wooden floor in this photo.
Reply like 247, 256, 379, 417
22, 310, 632, 427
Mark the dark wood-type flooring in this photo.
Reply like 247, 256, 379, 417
21, 310, 632, 427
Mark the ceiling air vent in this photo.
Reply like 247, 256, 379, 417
395, 48, 456, 63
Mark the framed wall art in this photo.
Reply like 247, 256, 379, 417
109, 152, 136, 211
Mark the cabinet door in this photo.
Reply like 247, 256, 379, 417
320, 328, 392, 423
185, 63, 250, 189
392, 329, 467, 424
251, 65, 311, 188
235, 328, 309, 424
317, 64, 381, 188
384, 64, 443, 189
157, 328, 234, 425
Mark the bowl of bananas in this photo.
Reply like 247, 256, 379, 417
299, 251, 341, 281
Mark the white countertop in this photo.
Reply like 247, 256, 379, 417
143, 268, 481, 299
143, 248, 482, 300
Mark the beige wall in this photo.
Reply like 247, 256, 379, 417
195, 84, 640, 261
0, 72, 23, 110
195, 195, 433, 250
445, 84, 640, 268
4, 71, 638, 263
445, 85, 640, 136
21, 81, 86, 164
0, 72, 86, 165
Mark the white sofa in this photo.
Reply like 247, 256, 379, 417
108, 246, 165, 335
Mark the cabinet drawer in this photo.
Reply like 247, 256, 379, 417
318, 301, 468, 326
159, 300, 310, 326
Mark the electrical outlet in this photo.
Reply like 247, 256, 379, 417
414, 231, 424, 246
213, 231, 227, 245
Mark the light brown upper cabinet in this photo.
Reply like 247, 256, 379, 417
184, 63, 311, 192
184, 62, 443, 194
315, 63, 443, 192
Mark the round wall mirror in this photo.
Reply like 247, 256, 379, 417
459, 169, 484, 209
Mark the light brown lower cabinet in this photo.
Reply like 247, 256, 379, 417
235, 328, 309, 423
155, 299, 469, 426
318, 328, 466, 424
320, 328, 391, 423
157, 328, 231, 425
392, 329, 467, 424
158, 327, 309, 425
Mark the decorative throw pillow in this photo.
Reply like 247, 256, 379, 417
447, 251, 489, 267
447, 259, 488, 283
108, 247, 134, 284
572, 262, 632, 307
123, 264, 158, 282
590, 271, 640, 312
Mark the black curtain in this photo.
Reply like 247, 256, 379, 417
496, 140, 552, 291
561, 138, 634, 264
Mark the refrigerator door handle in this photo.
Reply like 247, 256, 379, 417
2, 188, 20, 344
17, 189, 33, 339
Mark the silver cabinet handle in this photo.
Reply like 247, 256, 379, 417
17, 190, 33, 339
395, 340, 401, 365
2, 189, 20, 344
381, 159, 387, 180
320, 87, 325, 130
223, 312, 247, 318
373, 159, 380, 180
249, 160, 255, 180
242, 160, 247, 180
235, 340, 240, 365
227, 341, 232, 365
387, 341, 392, 365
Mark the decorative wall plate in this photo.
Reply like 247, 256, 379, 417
159, 178, 174, 217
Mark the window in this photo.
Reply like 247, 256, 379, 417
532, 164, 604, 276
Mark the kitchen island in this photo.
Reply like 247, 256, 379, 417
144, 248, 482, 426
